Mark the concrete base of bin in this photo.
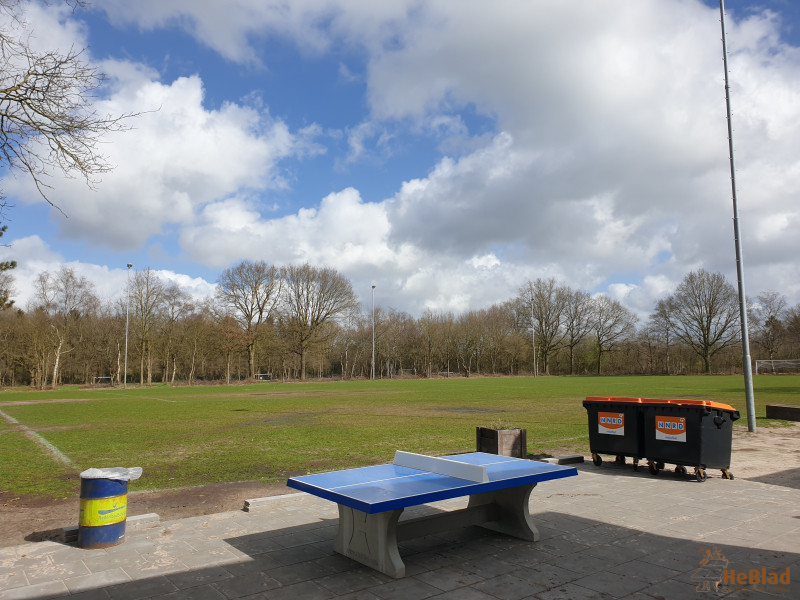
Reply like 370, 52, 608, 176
766, 404, 800, 422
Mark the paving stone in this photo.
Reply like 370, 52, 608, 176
316, 568, 388, 596
60, 588, 113, 599
64, 567, 131, 594
470, 572, 544, 600
607, 559, 680, 584
413, 566, 484, 591
581, 543, 647, 564
512, 563, 582, 589
544, 549, 620, 575
148, 584, 228, 600
268, 560, 337, 586
640, 577, 711, 598
165, 565, 234, 589
0, 578, 68, 599
571, 570, 651, 598
367, 576, 441, 600
534, 582, 615, 600
209, 569, 280, 598
423, 587, 497, 600
458, 555, 520, 579
266, 580, 336, 600
529, 536, 590, 558
105, 575, 178, 600
23, 555, 91, 585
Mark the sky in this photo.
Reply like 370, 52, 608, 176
1, 0, 799, 320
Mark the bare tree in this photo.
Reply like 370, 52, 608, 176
591, 295, 637, 375
649, 298, 676, 374
748, 291, 788, 364
33, 265, 98, 387
518, 278, 568, 375
786, 304, 800, 357
216, 260, 281, 380
0, 0, 136, 207
130, 268, 165, 385
659, 269, 740, 374
563, 288, 593, 375
281, 264, 359, 380
0, 223, 15, 310
158, 282, 193, 384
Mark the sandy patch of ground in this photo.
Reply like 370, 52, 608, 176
1, 422, 798, 548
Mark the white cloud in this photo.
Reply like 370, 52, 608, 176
0, 236, 216, 309
2, 65, 315, 250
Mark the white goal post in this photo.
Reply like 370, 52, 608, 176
754, 359, 800, 375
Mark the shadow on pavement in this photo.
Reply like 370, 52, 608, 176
4, 507, 798, 599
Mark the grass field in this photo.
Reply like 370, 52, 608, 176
1, 375, 798, 499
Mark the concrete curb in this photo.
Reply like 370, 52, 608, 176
243, 492, 305, 512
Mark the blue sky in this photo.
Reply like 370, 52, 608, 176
2, 0, 800, 318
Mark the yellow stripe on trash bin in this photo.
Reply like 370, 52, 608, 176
79, 494, 127, 526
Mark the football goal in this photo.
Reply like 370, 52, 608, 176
754, 359, 800, 375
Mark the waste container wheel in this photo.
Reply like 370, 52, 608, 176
632, 458, 640, 472
648, 461, 660, 476
615, 455, 626, 464
592, 453, 603, 467
675, 465, 687, 476
695, 467, 707, 482
656, 462, 665, 470
721, 469, 734, 480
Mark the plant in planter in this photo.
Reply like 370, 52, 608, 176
476, 420, 527, 458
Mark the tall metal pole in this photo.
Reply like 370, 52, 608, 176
720, 0, 756, 432
124, 263, 132, 389
371, 285, 376, 381
530, 304, 537, 378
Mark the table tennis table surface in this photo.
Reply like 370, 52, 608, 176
287, 452, 577, 514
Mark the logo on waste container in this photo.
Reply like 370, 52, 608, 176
79, 495, 127, 526
598, 412, 624, 435
655, 415, 686, 442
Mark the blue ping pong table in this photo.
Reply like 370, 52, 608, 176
287, 451, 578, 577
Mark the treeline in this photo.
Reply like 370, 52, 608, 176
1, 262, 799, 387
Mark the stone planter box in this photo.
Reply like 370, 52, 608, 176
476, 427, 527, 458
766, 404, 800, 422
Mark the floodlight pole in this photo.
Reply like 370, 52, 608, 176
720, 0, 756, 432
124, 263, 132, 389
530, 304, 537, 378
371, 285, 376, 381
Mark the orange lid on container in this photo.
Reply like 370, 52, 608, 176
585, 396, 736, 412
585, 396, 644, 404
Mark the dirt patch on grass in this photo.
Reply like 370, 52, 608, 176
0, 398, 98, 406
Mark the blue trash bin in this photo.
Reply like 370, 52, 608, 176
77, 467, 141, 549
78, 477, 128, 548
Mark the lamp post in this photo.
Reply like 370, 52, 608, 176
124, 263, 132, 389
371, 285, 376, 381
719, 0, 756, 432
530, 304, 537, 378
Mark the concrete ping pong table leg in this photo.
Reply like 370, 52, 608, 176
333, 505, 405, 578
332, 483, 540, 578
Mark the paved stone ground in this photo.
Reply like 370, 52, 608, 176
1, 462, 798, 599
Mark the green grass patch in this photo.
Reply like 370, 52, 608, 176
0, 375, 797, 499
